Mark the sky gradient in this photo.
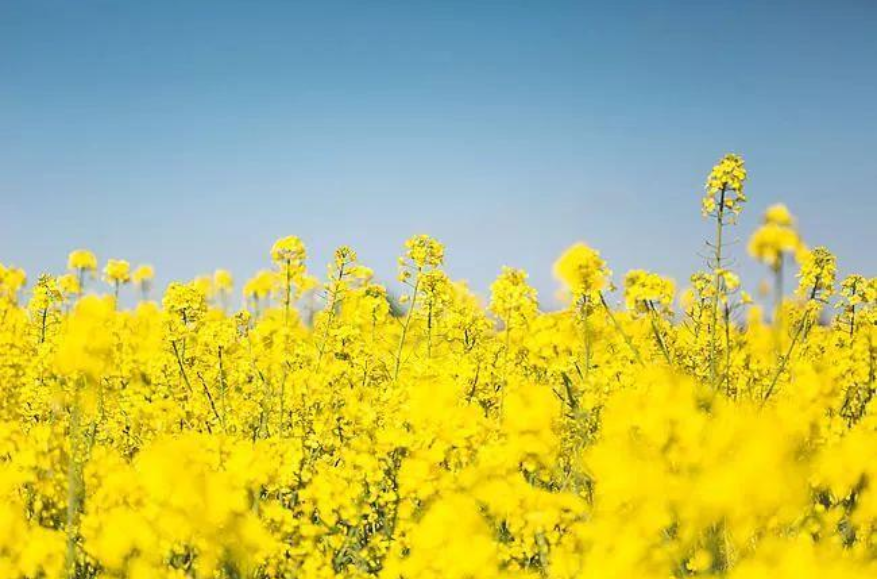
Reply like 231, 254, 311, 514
1, 1, 876, 307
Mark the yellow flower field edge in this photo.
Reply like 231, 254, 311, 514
0, 155, 875, 578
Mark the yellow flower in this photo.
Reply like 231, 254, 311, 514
214, 269, 234, 291
162, 281, 208, 324
243, 270, 277, 300
103, 259, 131, 284
0, 264, 27, 300
398, 235, 445, 285
67, 249, 98, 272
748, 204, 805, 269
553, 242, 610, 299
270, 235, 306, 266
132, 264, 155, 284
489, 266, 538, 324
764, 202, 793, 226
702, 153, 747, 218
57, 273, 81, 296
796, 247, 836, 302
55, 295, 115, 380
687, 549, 713, 572
624, 269, 675, 313
405, 234, 445, 268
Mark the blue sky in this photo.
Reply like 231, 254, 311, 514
1, 1, 875, 306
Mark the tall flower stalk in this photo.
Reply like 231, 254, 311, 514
701, 154, 747, 385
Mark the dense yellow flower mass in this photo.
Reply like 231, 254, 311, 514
0, 157, 875, 579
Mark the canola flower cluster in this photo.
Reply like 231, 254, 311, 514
0, 155, 875, 579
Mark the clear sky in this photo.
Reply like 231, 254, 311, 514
1, 1, 875, 307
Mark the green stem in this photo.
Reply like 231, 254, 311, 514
65, 384, 82, 578
761, 316, 806, 406
773, 260, 784, 323
761, 275, 823, 406
393, 274, 421, 380
77, 269, 85, 297
316, 263, 347, 368
709, 185, 727, 385
283, 259, 292, 326
723, 303, 733, 395
218, 346, 228, 432
647, 302, 672, 364
580, 297, 591, 380
599, 293, 644, 366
